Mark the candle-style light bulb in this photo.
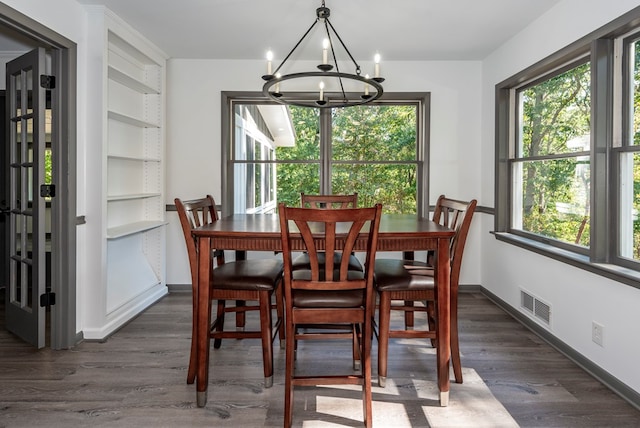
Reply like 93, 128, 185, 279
364, 74, 370, 96
266, 50, 273, 75
319, 81, 325, 101
274, 73, 281, 93
374, 53, 381, 78
322, 39, 329, 64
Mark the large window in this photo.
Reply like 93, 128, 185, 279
222, 93, 430, 217
496, 11, 640, 283
513, 60, 591, 250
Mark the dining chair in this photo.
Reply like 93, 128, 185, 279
278, 202, 382, 428
374, 195, 476, 387
292, 192, 362, 272
175, 195, 285, 388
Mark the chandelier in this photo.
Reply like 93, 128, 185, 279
261, 0, 384, 109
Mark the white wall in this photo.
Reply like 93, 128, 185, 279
165, 59, 484, 285
481, 0, 640, 396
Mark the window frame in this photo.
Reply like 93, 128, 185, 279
495, 7, 640, 288
221, 91, 430, 218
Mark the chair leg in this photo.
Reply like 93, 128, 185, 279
426, 301, 437, 348
213, 300, 226, 349
236, 299, 246, 330
352, 324, 361, 371
362, 316, 373, 428
276, 283, 285, 349
187, 290, 198, 384
284, 317, 296, 427
377, 292, 391, 387
259, 291, 274, 388
404, 300, 415, 329
451, 294, 463, 384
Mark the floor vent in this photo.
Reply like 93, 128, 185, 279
520, 289, 551, 326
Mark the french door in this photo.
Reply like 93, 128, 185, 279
5, 48, 49, 348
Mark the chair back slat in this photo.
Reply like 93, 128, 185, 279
300, 192, 358, 209
175, 195, 224, 284
279, 203, 381, 290
431, 195, 477, 286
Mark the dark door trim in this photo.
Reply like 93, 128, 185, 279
0, 3, 78, 349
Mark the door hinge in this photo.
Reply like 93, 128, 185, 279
40, 74, 55, 89
40, 291, 56, 307
40, 184, 55, 198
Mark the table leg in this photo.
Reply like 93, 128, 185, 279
436, 236, 451, 406
196, 236, 212, 407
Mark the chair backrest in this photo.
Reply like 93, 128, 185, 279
175, 195, 223, 286
279, 202, 382, 294
431, 195, 477, 287
300, 193, 358, 209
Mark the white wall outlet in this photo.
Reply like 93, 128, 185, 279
592, 321, 604, 347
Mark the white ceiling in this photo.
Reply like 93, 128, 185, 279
75, 0, 561, 61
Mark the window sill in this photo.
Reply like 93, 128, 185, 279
493, 232, 640, 290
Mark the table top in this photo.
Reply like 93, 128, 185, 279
192, 213, 455, 238
192, 213, 454, 253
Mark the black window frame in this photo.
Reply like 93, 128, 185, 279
495, 7, 640, 289
221, 91, 431, 218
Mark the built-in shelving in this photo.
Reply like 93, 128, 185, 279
83, 7, 168, 340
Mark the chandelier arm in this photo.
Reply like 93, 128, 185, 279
272, 18, 320, 77
325, 18, 361, 72
323, 19, 348, 101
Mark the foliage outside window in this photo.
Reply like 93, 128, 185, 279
226, 94, 428, 216
496, 14, 640, 283
513, 61, 591, 249
619, 36, 640, 263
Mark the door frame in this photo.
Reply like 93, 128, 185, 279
0, 3, 77, 349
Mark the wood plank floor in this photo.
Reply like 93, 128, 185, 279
1, 290, 639, 427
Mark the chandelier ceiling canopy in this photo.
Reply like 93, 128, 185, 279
261, 0, 384, 109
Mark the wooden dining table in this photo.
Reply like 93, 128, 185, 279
191, 213, 455, 408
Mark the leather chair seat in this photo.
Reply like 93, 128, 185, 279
374, 259, 435, 292
292, 252, 363, 272
212, 259, 283, 291
292, 289, 365, 308
291, 269, 365, 307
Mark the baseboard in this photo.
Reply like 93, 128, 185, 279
459, 283, 482, 293
480, 286, 640, 412
167, 283, 191, 293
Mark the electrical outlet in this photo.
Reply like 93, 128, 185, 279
592, 321, 604, 347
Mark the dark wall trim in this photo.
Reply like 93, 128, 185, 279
481, 287, 640, 412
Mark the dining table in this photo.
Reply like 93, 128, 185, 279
190, 213, 455, 408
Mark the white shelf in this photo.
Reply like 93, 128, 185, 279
108, 154, 160, 162
108, 110, 159, 128
107, 220, 167, 239
108, 66, 159, 94
107, 192, 161, 201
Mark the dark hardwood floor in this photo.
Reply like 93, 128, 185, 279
1, 289, 639, 427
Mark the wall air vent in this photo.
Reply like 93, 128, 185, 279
520, 289, 551, 326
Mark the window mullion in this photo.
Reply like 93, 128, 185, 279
591, 38, 615, 263
319, 108, 332, 193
